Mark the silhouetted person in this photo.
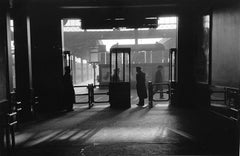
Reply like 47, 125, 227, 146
136, 67, 147, 106
154, 65, 164, 99
111, 68, 120, 82
63, 66, 75, 111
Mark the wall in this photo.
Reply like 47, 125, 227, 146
212, 2, 240, 87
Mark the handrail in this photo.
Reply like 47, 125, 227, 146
210, 85, 240, 121
210, 85, 240, 107
4, 108, 18, 154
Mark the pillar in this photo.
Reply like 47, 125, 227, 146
72, 54, 76, 84
0, 8, 11, 156
30, 10, 64, 112
13, 5, 33, 120
176, 11, 203, 107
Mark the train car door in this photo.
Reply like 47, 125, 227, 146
109, 48, 131, 109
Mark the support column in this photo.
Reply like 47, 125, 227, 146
87, 62, 89, 80
72, 54, 76, 85
176, 11, 203, 107
13, 6, 32, 120
0, 9, 11, 156
31, 11, 64, 112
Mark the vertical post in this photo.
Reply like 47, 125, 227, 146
81, 58, 84, 83
93, 63, 96, 86
110, 51, 112, 82
169, 49, 172, 82
224, 87, 227, 106
88, 84, 93, 109
129, 49, 131, 83
14, 8, 32, 120
123, 53, 125, 82
10, 124, 15, 149
87, 62, 89, 80
115, 52, 118, 73
72, 54, 76, 85
148, 81, 153, 108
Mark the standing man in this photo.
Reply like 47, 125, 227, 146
154, 65, 164, 99
63, 66, 75, 111
111, 68, 120, 82
136, 67, 147, 106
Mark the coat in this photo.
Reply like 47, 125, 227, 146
154, 69, 163, 83
136, 71, 147, 98
63, 74, 75, 109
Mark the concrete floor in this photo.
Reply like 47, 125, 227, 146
13, 102, 238, 156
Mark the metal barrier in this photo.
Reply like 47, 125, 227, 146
148, 81, 170, 108
210, 85, 240, 121
5, 111, 17, 152
9, 91, 22, 127
74, 84, 110, 109
92, 85, 109, 104
74, 84, 93, 109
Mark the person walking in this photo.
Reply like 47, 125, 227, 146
154, 65, 164, 99
136, 67, 147, 106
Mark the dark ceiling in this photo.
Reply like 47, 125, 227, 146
12, 0, 234, 7
9, 0, 237, 20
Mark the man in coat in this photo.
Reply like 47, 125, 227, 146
63, 66, 75, 111
136, 67, 147, 106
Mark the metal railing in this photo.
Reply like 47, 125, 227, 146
148, 81, 171, 108
74, 84, 93, 108
2, 91, 22, 155
210, 85, 240, 121
74, 84, 110, 109
92, 85, 109, 104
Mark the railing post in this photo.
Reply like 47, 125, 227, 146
224, 87, 227, 106
148, 81, 153, 108
91, 84, 95, 104
88, 84, 92, 109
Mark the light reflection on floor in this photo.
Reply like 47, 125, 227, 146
16, 126, 174, 147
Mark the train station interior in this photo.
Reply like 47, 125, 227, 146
0, 0, 240, 155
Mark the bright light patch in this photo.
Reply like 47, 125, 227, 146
63, 19, 83, 32
157, 17, 177, 30
137, 28, 150, 31
138, 38, 163, 44
83, 59, 88, 64
100, 39, 135, 51
75, 57, 81, 63
86, 29, 113, 32
65, 19, 81, 26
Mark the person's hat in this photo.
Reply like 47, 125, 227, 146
136, 66, 141, 70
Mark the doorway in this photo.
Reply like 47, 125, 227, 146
61, 16, 178, 107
